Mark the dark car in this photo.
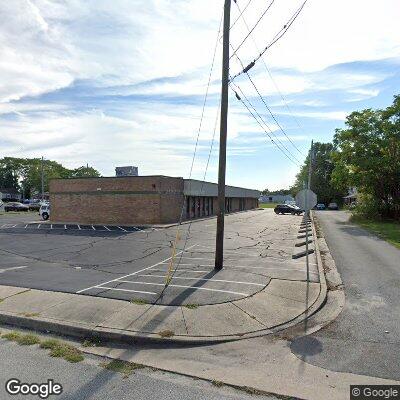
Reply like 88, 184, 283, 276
328, 202, 339, 210
274, 204, 303, 215
28, 201, 41, 211
4, 202, 29, 212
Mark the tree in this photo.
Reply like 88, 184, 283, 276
262, 188, 291, 195
290, 142, 346, 205
71, 166, 101, 178
332, 95, 400, 219
0, 158, 102, 198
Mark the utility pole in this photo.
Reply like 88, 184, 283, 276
215, 0, 231, 271
41, 156, 44, 201
307, 140, 313, 190
304, 140, 314, 333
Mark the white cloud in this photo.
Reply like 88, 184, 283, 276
0, 0, 399, 189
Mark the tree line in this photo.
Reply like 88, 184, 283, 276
0, 157, 101, 199
290, 95, 400, 220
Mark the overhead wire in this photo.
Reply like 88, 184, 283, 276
162, 10, 224, 290
229, 0, 254, 31
230, 0, 309, 82
234, 0, 306, 156
229, 44, 302, 164
230, 80, 301, 167
230, 0, 275, 60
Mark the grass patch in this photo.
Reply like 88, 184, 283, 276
184, 303, 199, 309
39, 339, 60, 350
351, 216, 400, 249
158, 329, 174, 338
130, 298, 149, 305
102, 360, 144, 378
211, 380, 224, 388
16, 333, 40, 346
0, 298, 3, 303
259, 203, 278, 209
41, 339, 83, 363
2, 331, 22, 342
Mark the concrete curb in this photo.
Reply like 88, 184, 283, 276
0, 215, 329, 345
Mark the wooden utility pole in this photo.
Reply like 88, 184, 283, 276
215, 0, 231, 270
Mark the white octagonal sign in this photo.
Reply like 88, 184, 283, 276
295, 189, 317, 211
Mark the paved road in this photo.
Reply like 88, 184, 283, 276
291, 211, 400, 380
0, 210, 314, 306
0, 337, 276, 400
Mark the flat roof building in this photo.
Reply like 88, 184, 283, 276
49, 176, 259, 225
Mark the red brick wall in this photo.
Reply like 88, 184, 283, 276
50, 176, 183, 225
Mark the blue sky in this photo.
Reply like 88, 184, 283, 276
1, 0, 400, 190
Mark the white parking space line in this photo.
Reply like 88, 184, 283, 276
76, 244, 197, 294
91, 225, 96, 230
104, 226, 111, 231
150, 268, 212, 274
158, 261, 317, 274
175, 257, 215, 261
37, 224, 41, 229
78, 225, 81, 230
95, 287, 157, 295
137, 274, 265, 286
117, 280, 249, 296
117, 226, 127, 232
0, 266, 29, 273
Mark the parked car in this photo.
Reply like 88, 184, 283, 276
4, 202, 29, 212
274, 204, 304, 215
328, 202, 339, 210
28, 201, 42, 211
39, 204, 50, 220
316, 203, 326, 210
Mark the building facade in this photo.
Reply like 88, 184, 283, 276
258, 194, 294, 204
49, 176, 259, 225
0, 188, 22, 202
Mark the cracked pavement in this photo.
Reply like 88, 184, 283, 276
0, 209, 317, 306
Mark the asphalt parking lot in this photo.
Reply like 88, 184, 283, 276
0, 210, 317, 306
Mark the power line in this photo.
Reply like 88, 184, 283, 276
230, 0, 309, 81
230, 0, 275, 60
230, 81, 301, 167
233, 0, 306, 156
245, 71, 302, 162
230, 45, 302, 163
229, 0, 254, 31
164, 10, 224, 287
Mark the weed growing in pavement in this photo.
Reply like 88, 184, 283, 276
82, 337, 102, 347
101, 360, 144, 378
19, 312, 40, 318
2, 331, 22, 342
158, 330, 174, 338
40, 339, 84, 363
16, 334, 40, 346
130, 298, 149, 305
184, 304, 199, 309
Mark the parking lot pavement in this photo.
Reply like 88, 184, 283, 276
0, 209, 317, 306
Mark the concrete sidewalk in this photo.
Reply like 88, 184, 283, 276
0, 215, 324, 344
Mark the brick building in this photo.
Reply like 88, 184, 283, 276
49, 176, 259, 225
